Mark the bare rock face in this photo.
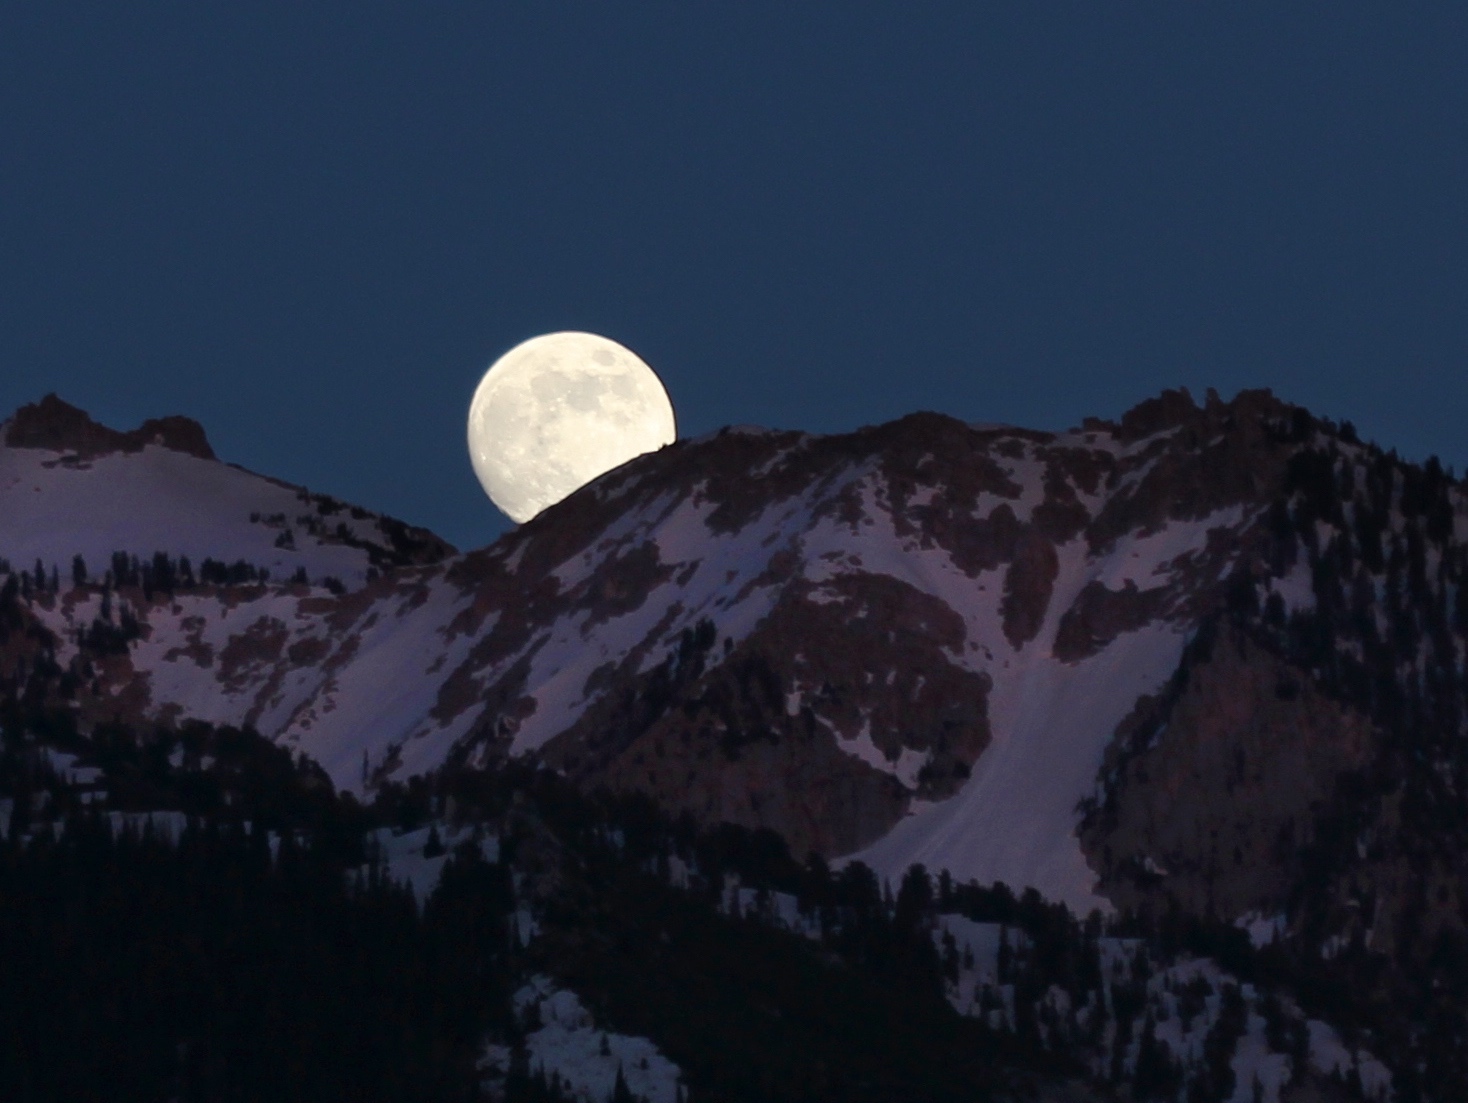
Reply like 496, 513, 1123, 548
5, 394, 216, 460
539, 572, 993, 859
1053, 580, 1169, 662
1069, 407, 1468, 1004
1083, 387, 1292, 554
1001, 529, 1059, 649
1080, 628, 1374, 920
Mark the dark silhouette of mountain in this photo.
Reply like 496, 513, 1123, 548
6, 392, 216, 460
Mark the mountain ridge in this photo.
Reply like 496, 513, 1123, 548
0, 386, 1339, 913
6, 386, 1468, 1099
0, 393, 454, 591
4, 392, 217, 461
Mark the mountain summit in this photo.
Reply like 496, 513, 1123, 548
6, 388, 1445, 911
5, 393, 216, 460
0, 393, 452, 588
5, 387, 1468, 1098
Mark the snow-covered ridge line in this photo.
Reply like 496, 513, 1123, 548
4, 389, 1323, 922
1, 395, 453, 588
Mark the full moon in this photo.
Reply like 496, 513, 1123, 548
467, 331, 677, 523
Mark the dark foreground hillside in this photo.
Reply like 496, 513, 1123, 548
0, 670, 1078, 1102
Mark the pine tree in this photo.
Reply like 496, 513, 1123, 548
1133, 1012, 1180, 1101
610, 1065, 636, 1103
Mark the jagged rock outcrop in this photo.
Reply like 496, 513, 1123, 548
5, 393, 216, 459
0, 394, 452, 586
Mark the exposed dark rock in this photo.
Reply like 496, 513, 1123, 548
1053, 579, 1169, 662
1114, 386, 1201, 443
1001, 528, 1059, 648
579, 541, 673, 628
5, 393, 216, 459
1080, 628, 1374, 921
540, 572, 992, 860
1085, 388, 1298, 555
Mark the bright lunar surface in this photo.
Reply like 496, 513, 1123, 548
467, 332, 677, 523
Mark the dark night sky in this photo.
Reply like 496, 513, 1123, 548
3, 4, 1466, 551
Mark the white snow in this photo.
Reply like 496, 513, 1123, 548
104, 810, 190, 842
1230, 1022, 1293, 1103
6, 416, 1263, 929
367, 822, 499, 906
854, 615, 1186, 914
39, 748, 103, 786
843, 505, 1250, 915
1266, 562, 1316, 615
1236, 911, 1289, 949
508, 477, 842, 757
933, 915, 1022, 1020
480, 977, 683, 1103
832, 723, 931, 790
0, 442, 406, 585
720, 878, 817, 937
28, 572, 486, 795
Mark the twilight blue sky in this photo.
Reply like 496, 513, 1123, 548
3, 4, 1466, 550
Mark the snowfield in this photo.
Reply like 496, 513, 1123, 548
479, 977, 683, 1103
0, 405, 450, 586
4, 400, 1270, 920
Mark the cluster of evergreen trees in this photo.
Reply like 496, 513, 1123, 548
1099, 420, 1468, 1102
8, 418, 1468, 1099
1250, 439, 1468, 1101
0, 547, 1404, 1103
0, 700, 1397, 1101
439, 768, 1381, 1103
10, 551, 277, 601
281, 486, 450, 570
1, 552, 362, 649
0, 698, 539, 1100
1253, 440, 1468, 823
0, 807, 518, 1102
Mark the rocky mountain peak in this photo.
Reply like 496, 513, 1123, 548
0, 386, 1434, 892
3, 384, 1465, 1101
1096, 385, 1295, 443
4, 393, 216, 460
0, 394, 451, 587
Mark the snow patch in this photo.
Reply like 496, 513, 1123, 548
367, 822, 499, 906
480, 977, 683, 1103
832, 723, 930, 790
1236, 911, 1288, 949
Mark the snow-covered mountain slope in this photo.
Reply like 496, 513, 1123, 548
8, 388, 1318, 916
0, 394, 452, 586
